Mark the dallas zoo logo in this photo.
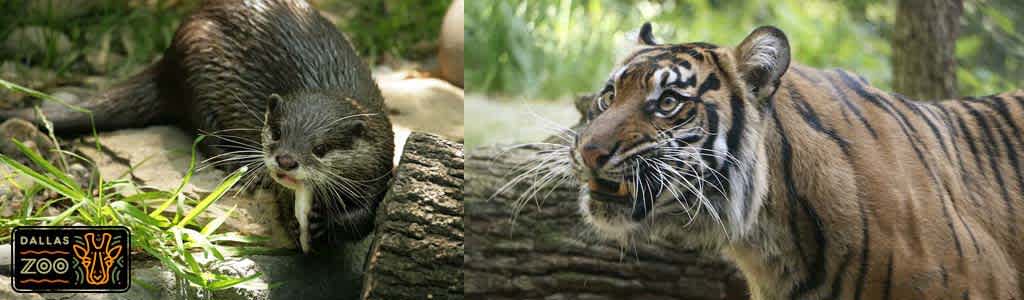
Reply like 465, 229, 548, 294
11, 226, 131, 292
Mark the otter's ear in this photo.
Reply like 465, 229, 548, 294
267, 93, 283, 113
636, 22, 657, 46
734, 26, 790, 100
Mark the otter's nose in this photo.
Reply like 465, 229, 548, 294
276, 154, 299, 170
580, 143, 614, 170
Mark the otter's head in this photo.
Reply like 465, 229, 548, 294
261, 92, 394, 239
572, 24, 789, 247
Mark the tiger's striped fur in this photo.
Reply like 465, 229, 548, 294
570, 23, 1024, 299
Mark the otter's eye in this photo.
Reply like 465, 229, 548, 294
270, 127, 281, 140
313, 144, 329, 158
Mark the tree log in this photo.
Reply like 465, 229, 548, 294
892, 0, 962, 100
362, 132, 465, 300
465, 144, 747, 300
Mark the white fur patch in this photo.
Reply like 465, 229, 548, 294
745, 35, 781, 74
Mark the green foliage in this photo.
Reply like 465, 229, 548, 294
315, 0, 453, 61
957, 1, 1024, 95
0, 79, 268, 292
0, 0, 448, 78
467, 0, 1022, 100
0, 0, 193, 77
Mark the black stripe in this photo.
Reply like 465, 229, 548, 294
681, 47, 703, 61
941, 264, 949, 288
977, 96, 1024, 232
951, 108, 986, 182
675, 107, 698, 127
790, 87, 851, 155
828, 251, 854, 299
725, 94, 745, 157
882, 253, 894, 300
940, 184, 965, 258
935, 104, 977, 190
837, 73, 933, 178
896, 94, 955, 163
853, 189, 871, 300
945, 105, 987, 256
724, 93, 748, 220
700, 103, 720, 170
959, 101, 1016, 236
698, 73, 721, 97
771, 100, 828, 298
794, 67, 879, 138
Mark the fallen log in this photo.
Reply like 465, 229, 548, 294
362, 132, 465, 300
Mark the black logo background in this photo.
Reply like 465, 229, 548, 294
11, 226, 131, 293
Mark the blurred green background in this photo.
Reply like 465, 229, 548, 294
0, 0, 450, 81
465, 0, 1024, 148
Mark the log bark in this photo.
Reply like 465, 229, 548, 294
465, 131, 747, 298
892, 0, 962, 100
362, 132, 465, 300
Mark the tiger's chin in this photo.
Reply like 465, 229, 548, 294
578, 177, 664, 244
580, 191, 640, 244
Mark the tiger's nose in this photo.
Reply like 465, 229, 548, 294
276, 154, 299, 170
581, 143, 613, 170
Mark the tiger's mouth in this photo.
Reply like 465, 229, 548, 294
586, 168, 665, 221
587, 177, 629, 203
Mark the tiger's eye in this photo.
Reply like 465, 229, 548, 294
598, 92, 614, 111
659, 96, 679, 112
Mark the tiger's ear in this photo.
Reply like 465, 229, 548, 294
636, 22, 658, 46
734, 26, 790, 100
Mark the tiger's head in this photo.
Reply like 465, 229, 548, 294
572, 24, 790, 247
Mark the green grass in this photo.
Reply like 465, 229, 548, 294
0, 79, 267, 293
467, 0, 1023, 100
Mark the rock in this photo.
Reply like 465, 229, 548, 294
45, 87, 96, 107
377, 77, 464, 141
77, 126, 230, 193
3, 26, 73, 59
0, 62, 30, 110
0, 118, 58, 169
438, 0, 464, 88
0, 275, 45, 300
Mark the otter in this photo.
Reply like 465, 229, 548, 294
0, 0, 394, 253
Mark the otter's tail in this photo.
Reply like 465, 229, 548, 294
0, 61, 171, 133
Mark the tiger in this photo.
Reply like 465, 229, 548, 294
561, 23, 1024, 299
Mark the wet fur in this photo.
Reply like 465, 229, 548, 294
0, 0, 393, 251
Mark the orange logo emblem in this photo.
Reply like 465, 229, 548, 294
71, 233, 124, 285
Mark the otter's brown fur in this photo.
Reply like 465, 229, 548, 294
1, 0, 394, 252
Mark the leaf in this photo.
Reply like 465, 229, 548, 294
205, 272, 264, 291
176, 166, 245, 228
151, 136, 205, 218
201, 205, 236, 237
